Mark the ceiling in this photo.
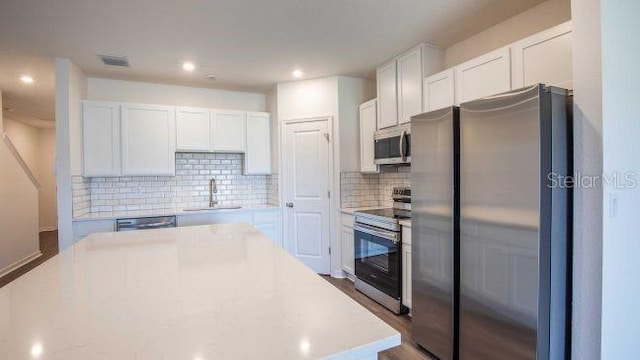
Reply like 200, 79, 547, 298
0, 0, 545, 126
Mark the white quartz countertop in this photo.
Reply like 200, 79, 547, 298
0, 224, 400, 359
73, 204, 281, 222
340, 207, 386, 215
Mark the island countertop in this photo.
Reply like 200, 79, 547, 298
0, 224, 400, 359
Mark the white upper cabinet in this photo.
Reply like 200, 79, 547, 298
376, 60, 398, 129
211, 110, 246, 152
397, 47, 424, 123
511, 21, 573, 89
454, 47, 511, 105
423, 68, 455, 112
83, 101, 121, 176
245, 112, 272, 174
176, 107, 210, 151
121, 103, 176, 176
359, 99, 378, 173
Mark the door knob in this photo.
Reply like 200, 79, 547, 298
286, 202, 294, 208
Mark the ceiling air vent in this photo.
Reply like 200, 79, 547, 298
98, 54, 130, 67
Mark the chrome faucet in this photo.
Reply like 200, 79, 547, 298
209, 178, 219, 207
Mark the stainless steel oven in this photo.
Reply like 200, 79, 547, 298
354, 223, 403, 313
353, 187, 411, 315
374, 124, 411, 165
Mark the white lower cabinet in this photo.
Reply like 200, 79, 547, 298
341, 213, 355, 277
73, 220, 116, 242
73, 209, 282, 245
402, 225, 412, 309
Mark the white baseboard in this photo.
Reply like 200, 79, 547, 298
39, 226, 58, 232
331, 270, 346, 279
0, 251, 43, 278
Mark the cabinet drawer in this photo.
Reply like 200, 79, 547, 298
253, 210, 280, 224
73, 220, 116, 241
177, 213, 252, 227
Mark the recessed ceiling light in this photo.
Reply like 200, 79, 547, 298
292, 69, 303, 78
182, 62, 195, 72
20, 75, 34, 84
206, 74, 216, 81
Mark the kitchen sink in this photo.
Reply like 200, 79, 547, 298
183, 205, 242, 212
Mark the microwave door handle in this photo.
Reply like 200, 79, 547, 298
399, 130, 406, 161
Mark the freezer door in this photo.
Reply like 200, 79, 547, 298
411, 106, 459, 360
459, 85, 542, 360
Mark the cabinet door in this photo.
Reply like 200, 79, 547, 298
376, 60, 398, 129
341, 225, 355, 275
211, 110, 246, 152
176, 107, 210, 151
256, 224, 281, 247
121, 103, 176, 175
83, 101, 121, 176
359, 99, 379, 173
245, 112, 272, 174
402, 243, 412, 308
423, 69, 455, 112
454, 47, 511, 105
511, 21, 573, 89
397, 47, 423, 123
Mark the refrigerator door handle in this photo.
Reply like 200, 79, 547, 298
399, 130, 406, 162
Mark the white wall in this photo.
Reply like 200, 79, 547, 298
87, 78, 266, 112
276, 76, 370, 277
277, 77, 339, 121
445, 0, 571, 67
38, 128, 57, 231
0, 92, 40, 275
55, 58, 87, 249
571, 0, 603, 359
601, 1, 640, 358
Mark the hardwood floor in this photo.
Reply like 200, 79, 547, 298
323, 276, 436, 360
0, 231, 59, 288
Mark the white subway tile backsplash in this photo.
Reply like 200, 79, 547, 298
340, 167, 410, 208
72, 153, 280, 217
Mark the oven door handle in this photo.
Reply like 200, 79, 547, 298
354, 223, 400, 243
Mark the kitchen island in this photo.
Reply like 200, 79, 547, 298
0, 224, 400, 359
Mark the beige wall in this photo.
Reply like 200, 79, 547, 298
2, 118, 58, 231
0, 92, 41, 275
445, 0, 571, 67
37, 128, 57, 231
3, 118, 39, 173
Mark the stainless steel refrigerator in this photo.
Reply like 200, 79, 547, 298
411, 84, 572, 360
411, 106, 460, 360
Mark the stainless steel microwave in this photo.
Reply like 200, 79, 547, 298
374, 124, 411, 165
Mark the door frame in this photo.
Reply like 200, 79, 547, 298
279, 116, 338, 275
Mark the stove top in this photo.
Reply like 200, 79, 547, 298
356, 208, 411, 220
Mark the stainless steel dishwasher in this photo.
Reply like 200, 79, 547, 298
116, 216, 177, 232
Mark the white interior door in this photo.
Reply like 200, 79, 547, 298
282, 119, 331, 274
